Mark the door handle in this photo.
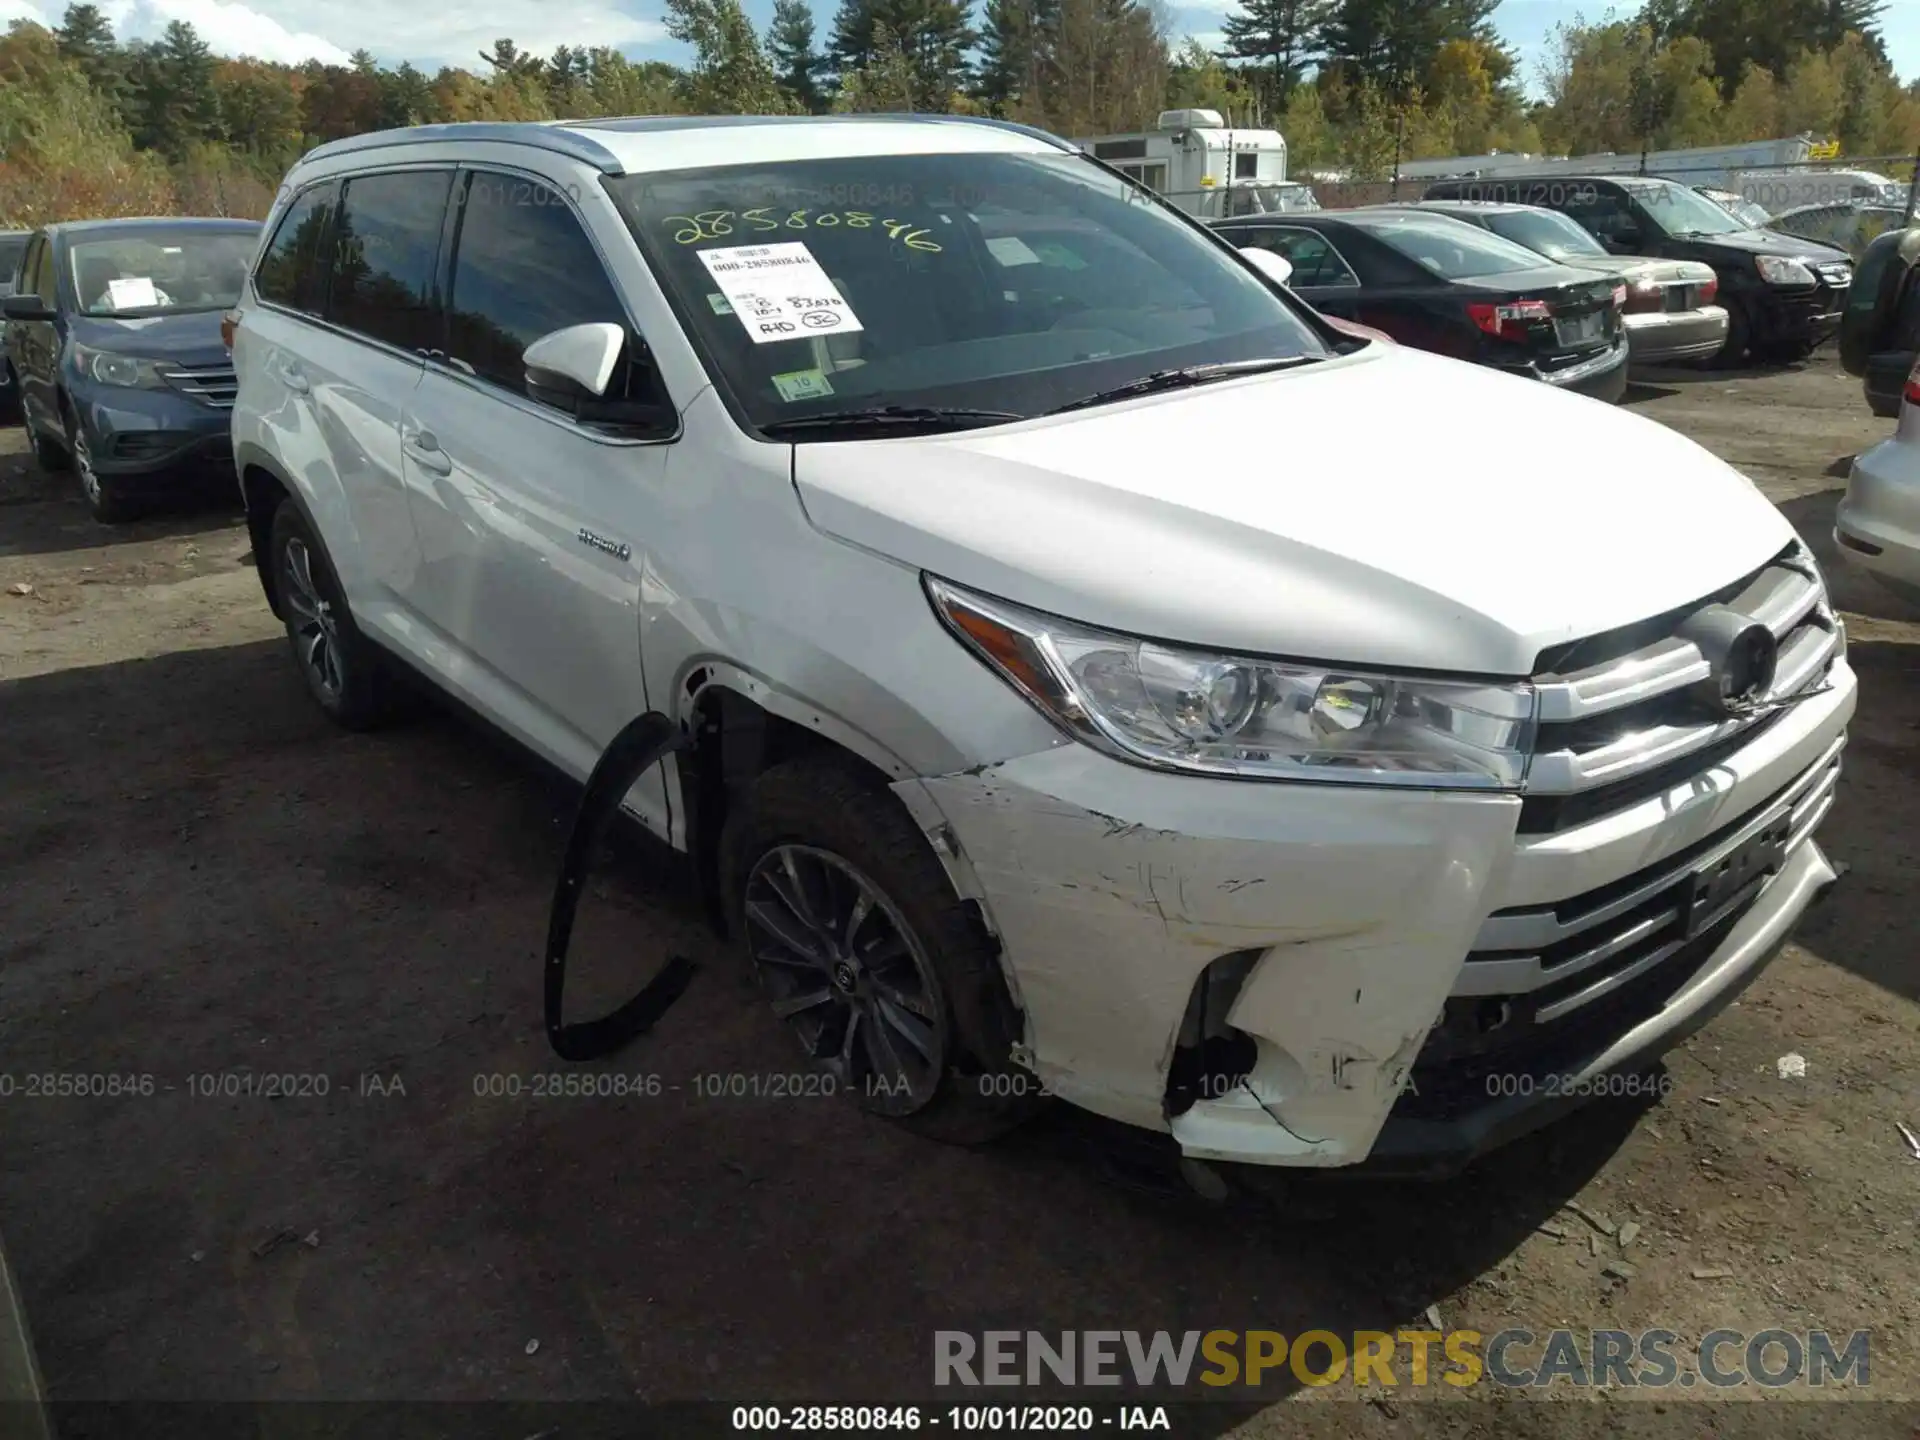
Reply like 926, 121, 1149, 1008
403, 430, 453, 475
282, 360, 309, 394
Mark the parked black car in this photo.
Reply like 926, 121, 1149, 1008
1838, 224, 1920, 416
1422, 175, 1854, 365
1213, 208, 1630, 402
2, 217, 260, 521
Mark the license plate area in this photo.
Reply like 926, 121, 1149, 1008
1555, 311, 1605, 346
1683, 814, 1794, 937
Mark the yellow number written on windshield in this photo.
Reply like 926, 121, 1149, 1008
663, 210, 942, 252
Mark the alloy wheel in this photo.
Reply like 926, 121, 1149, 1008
280, 535, 343, 701
71, 423, 100, 505
742, 844, 947, 1113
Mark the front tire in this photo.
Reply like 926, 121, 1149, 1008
268, 501, 399, 730
67, 408, 132, 523
721, 754, 1034, 1145
1714, 297, 1753, 368
25, 406, 68, 472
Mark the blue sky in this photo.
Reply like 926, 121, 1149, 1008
0, 0, 1915, 96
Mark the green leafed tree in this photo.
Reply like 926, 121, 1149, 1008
973, 0, 1057, 115
128, 21, 221, 160
766, 0, 827, 112
1220, 0, 1330, 110
666, 0, 794, 114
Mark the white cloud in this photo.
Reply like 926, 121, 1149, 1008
113, 0, 351, 63
4, 0, 666, 69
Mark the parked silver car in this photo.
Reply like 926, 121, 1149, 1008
1401, 201, 1728, 365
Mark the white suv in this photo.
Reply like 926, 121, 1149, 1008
231, 116, 1856, 1176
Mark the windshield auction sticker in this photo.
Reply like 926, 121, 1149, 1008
697, 242, 865, 345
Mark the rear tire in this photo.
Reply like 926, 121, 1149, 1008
721, 753, 1034, 1146
268, 500, 401, 730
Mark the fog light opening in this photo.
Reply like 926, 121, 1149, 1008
1165, 949, 1261, 1119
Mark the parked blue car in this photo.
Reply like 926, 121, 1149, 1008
2, 217, 261, 521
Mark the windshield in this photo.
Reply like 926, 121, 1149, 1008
606, 150, 1328, 434
1482, 208, 1608, 261
69, 228, 260, 316
1352, 212, 1552, 278
1625, 181, 1746, 237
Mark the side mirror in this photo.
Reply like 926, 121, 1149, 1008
1239, 246, 1294, 287
1607, 229, 1644, 253
524, 322, 626, 403
522, 320, 671, 434
2, 294, 53, 322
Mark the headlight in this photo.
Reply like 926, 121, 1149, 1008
927, 578, 1537, 790
72, 345, 166, 388
1756, 255, 1816, 286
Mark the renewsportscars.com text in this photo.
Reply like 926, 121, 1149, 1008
934, 1329, 1870, 1390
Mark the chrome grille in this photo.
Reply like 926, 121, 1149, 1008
1459, 738, 1840, 1015
1521, 541, 1840, 834
159, 363, 237, 409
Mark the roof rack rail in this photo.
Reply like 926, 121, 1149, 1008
300, 122, 625, 174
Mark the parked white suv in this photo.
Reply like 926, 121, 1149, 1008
231, 116, 1856, 1177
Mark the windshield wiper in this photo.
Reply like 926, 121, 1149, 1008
760, 404, 1024, 438
1046, 356, 1323, 416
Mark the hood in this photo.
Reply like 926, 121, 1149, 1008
1696, 228, 1850, 264
68, 310, 229, 365
791, 345, 1793, 677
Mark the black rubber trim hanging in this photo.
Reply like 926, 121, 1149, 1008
545, 711, 698, 1061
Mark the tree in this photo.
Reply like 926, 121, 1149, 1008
378, 61, 434, 127
832, 23, 919, 109
581, 49, 682, 115
829, 0, 974, 107
53, 1, 124, 112
213, 58, 304, 165
766, 0, 826, 111
1324, 0, 1505, 97
666, 0, 792, 114
973, 0, 1056, 115
128, 21, 221, 160
478, 38, 543, 78
1219, 0, 1330, 110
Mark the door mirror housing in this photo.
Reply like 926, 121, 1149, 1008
1605, 228, 1644, 253
1238, 246, 1294, 287
524, 322, 626, 401
522, 321, 671, 434
1, 294, 54, 322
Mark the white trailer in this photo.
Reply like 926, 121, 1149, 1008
1073, 110, 1317, 218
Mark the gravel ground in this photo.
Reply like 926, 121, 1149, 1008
0, 353, 1916, 1434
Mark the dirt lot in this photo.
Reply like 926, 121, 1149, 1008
1, 355, 1918, 1435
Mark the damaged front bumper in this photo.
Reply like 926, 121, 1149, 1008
900, 659, 1855, 1172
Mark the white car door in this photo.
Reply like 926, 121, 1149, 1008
249, 171, 451, 612
396, 167, 677, 837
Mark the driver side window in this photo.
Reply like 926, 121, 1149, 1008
1563, 188, 1637, 244
445, 170, 666, 415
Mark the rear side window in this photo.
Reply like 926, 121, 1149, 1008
1349, 214, 1545, 279
255, 184, 336, 315
443, 171, 632, 398
329, 170, 452, 353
